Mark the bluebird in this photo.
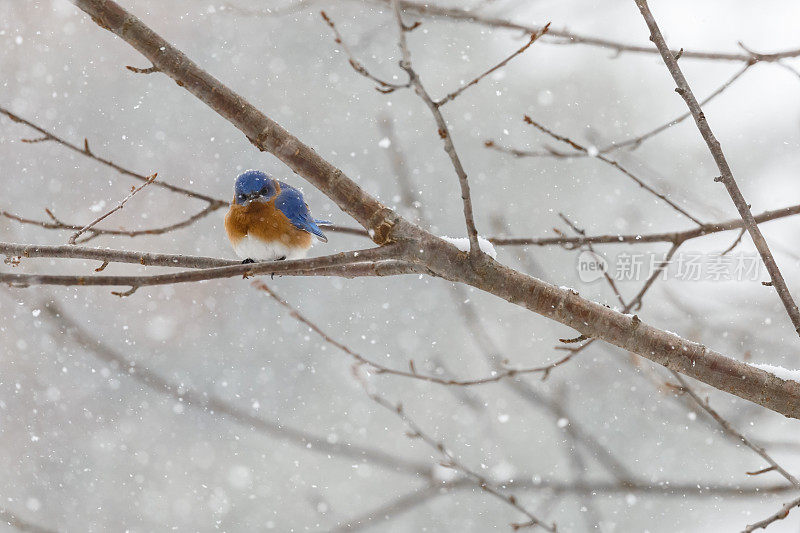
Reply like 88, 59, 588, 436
225, 170, 331, 262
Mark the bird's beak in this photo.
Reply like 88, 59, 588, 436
242, 192, 261, 204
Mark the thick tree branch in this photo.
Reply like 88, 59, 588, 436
69, 0, 403, 243
65, 0, 800, 421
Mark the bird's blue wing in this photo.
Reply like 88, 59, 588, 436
274, 188, 328, 243
278, 182, 331, 225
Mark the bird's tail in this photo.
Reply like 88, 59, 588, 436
314, 219, 333, 226
302, 218, 328, 243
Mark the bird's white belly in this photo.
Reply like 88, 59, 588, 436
232, 235, 310, 261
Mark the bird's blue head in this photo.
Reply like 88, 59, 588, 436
234, 170, 277, 205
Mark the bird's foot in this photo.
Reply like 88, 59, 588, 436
271, 257, 286, 279
242, 258, 255, 264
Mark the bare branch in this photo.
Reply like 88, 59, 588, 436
36, 300, 428, 476
1, 242, 238, 269
321, 11, 409, 93
743, 495, 800, 532
604, 63, 753, 153
0, 244, 409, 291
436, 24, 550, 106
489, 202, 800, 248
68, 172, 157, 244
634, 0, 800, 336
672, 372, 799, 487
252, 279, 584, 387
0, 106, 225, 206
390, 0, 481, 253
353, 369, 556, 531
558, 213, 624, 309
389, 0, 800, 63
521, 116, 704, 225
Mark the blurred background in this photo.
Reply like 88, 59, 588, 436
2, 0, 800, 531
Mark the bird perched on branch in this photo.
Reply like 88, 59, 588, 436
224, 170, 331, 262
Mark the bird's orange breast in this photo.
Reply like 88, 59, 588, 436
225, 198, 313, 248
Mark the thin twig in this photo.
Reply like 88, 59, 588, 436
603, 63, 754, 153
721, 228, 747, 255
0, 106, 224, 206
436, 24, 550, 106
742, 495, 800, 532
388, 0, 800, 63
351, 368, 556, 532
559, 213, 627, 308
522, 116, 704, 225
672, 372, 799, 487
488, 202, 800, 248
68, 173, 157, 244
321, 11, 409, 93
252, 279, 576, 387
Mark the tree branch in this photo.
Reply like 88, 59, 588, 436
634, 0, 800, 336
68, 173, 157, 244
521, 116, 704, 225
66, 0, 800, 421
353, 368, 556, 531
0, 106, 224, 206
37, 299, 428, 476
0, 243, 411, 293
489, 202, 800, 247
389, 0, 800, 63
743, 494, 800, 532
390, 0, 482, 254
69, 0, 401, 242
672, 372, 799, 487
435, 24, 550, 107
